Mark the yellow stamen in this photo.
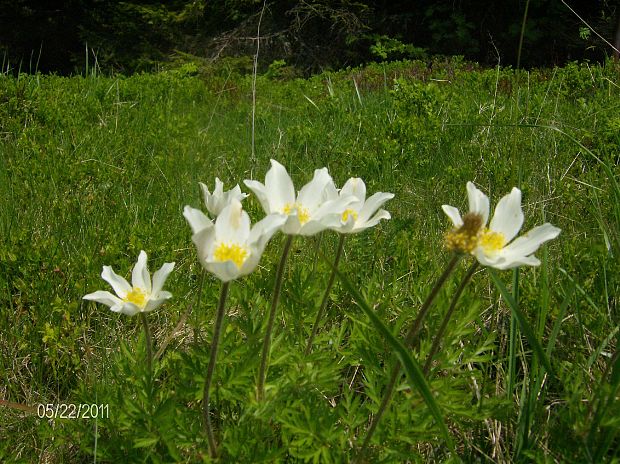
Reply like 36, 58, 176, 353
342, 208, 359, 223
282, 202, 310, 225
124, 288, 147, 308
282, 203, 294, 215
480, 229, 506, 254
444, 212, 484, 254
213, 242, 249, 268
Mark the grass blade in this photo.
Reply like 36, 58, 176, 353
488, 269, 555, 379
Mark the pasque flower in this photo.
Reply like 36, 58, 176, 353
442, 182, 561, 269
200, 177, 247, 217
83, 250, 175, 316
243, 159, 355, 236
326, 177, 394, 233
184, 199, 285, 282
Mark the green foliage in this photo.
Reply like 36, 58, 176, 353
0, 59, 619, 462
369, 35, 428, 61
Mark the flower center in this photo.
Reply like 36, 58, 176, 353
444, 212, 484, 253
124, 287, 147, 308
213, 242, 249, 268
282, 202, 310, 225
342, 208, 358, 223
480, 229, 506, 254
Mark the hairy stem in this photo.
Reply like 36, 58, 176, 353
203, 281, 230, 459
423, 262, 479, 375
356, 253, 461, 459
305, 234, 346, 355
139, 312, 153, 380
257, 235, 294, 401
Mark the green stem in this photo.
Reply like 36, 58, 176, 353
305, 234, 345, 355
139, 312, 153, 380
203, 281, 230, 459
423, 262, 479, 375
257, 235, 294, 401
310, 231, 323, 276
516, 0, 531, 70
356, 253, 461, 459
193, 269, 206, 345
403, 253, 462, 347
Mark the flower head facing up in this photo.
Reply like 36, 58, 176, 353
243, 159, 356, 236
184, 199, 286, 282
326, 177, 394, 234
442, 182, 561, 269
200, 177, 248, 217
83, 251, 175, 316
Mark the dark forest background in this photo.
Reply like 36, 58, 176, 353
1, 0, 619, 75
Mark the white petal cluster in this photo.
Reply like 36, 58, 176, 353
325, 177, 394, 234
243, 159, 356, 236
442, 182, 561, 270
199, 177, 247, 217
184, 199, 286, 282
83, 251, 175, 316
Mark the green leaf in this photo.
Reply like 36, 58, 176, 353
329, 258, 454, 450
133, 436, 158, 448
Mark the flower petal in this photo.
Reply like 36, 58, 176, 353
497, 255, 541, 270
183, 205, 213, 234
207, 260, 241, 282
243, 179, 272, 213
131, 250, 151, 293
248, 213, 286, 248
467, 182, 490, 225
489, 187, 524, 242
151, 262, 175, 297
214, 200, 251, 244
340, 177, 367, 202
353, 209, 391, 232
101, 266, 131, 298
442, 205, 463, 227
118, 302, 141, 317
501, 223, 561, 260
200, 178, 247, 217
144, 292, 173, 312
357, 192, 394, 225
297, 167, 332, 211
281, 214, 303, 235
298, 217, 336, 235
265, 159, 296, 212
192, 226, 216, 268
313, 196, 356, 222
83, 290, 123, 308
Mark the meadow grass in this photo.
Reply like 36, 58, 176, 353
0, 58, 618, 462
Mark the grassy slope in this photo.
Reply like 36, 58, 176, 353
0, 59, 618, 462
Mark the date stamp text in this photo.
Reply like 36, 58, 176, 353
37, 403, 109, 419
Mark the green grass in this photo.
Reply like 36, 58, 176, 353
0, 57, 619, 462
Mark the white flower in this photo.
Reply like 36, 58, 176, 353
83, 251, 175, 316
199, 177, 247, 217
183, 199, 286, 282
442, 182, 561, 270
243, 159, 355, 236
326, 177, 394, 233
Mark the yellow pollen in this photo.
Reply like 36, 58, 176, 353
213, 242, 249, 268
480, 229, 506, 253
444, 212, 484, 254
124, 287, 147, 308
282, 203, 294, 215
282, 202, 310, 225
342, 208, 359, 223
